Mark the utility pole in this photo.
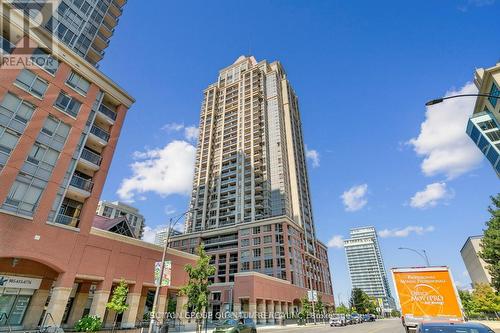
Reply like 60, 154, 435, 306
148, 211, 191, 333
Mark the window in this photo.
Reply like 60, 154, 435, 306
277, 258, 286, 268
241, 250, 250, 259
4, 178, 44, 215
241, 262, 249, 271
0, 128, 20, 155
15, 69, 48, 98
241, 239, 249, 247
102, 206, 113, 217
240, 228, 250, 236
212, 292, 221, 301
486, 130, 500, 142
39, 116, 70, 151
489, 83, 500, 108
253, 260, 261, 270
253, 237, 261, 246
478, 120, 497, 131
263, 235, 272, 244
263, 224, 272, 232
263, 247, 272, 257
276, 234, 284, 244
0, 93, 36, 125
275, 223, 283, 232
66, 72, 90, 95
253, 226, 260, 234
264, 259, 273, 269
54, 92, 82, 117
253, 248, 261, 257
31, 48, 59, 75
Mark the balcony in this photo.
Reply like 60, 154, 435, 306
89, 125, 110, 146
68, 174, 93, 199
97, 103, 117, 123
0, 35, 14, 54
79, 148, 102, 170
55, 214, 79, 228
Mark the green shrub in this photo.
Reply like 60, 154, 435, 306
74, 315, 102, 332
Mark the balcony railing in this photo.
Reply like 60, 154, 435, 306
55, 214, 79, 227
0, 36, 14, 54
90, 125, 110, 142
81, 148, 102, 166
70, 175, 93, 192
99, 104, 117, 120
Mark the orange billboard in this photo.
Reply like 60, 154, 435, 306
392, 267, 463, 320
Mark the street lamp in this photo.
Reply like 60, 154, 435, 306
148, 210, 192, 333
397, 247, 430, 267
425, 93, 499, 106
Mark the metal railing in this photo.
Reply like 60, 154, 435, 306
80, 148, 102, 166
70, 175, 94, 192
98, 103, 117, 120
90, 125, 110, 142
0, 36, 14, 54
55, 213, 79, 227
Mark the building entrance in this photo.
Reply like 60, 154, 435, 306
0, 275, 42, 327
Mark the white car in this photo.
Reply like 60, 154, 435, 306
329, 315, 346, 327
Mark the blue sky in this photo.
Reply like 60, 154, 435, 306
97, 0, 500, 304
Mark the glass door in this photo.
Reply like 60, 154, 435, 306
0, 295, 16, 326
8, 295, 31, 325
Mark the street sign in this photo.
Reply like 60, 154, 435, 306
307, 290, 318, 302
154, 261, 172, 287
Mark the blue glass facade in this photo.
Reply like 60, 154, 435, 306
467, 112, 500, 176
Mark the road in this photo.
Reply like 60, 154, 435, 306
259, 319, 405, 333
258, 318, 500, 333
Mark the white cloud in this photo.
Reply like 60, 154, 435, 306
162, 122, 199, 142
142, 222, 185, 244
164, 205, 177, 216
184, 126, 199, 142
327, 235, 344, 248
341, 184, 368, 212
117, 140, 196, 202
142, 224, 166, 244
410, 182, 454, 209
408, 82, 483, 179
378, 225, 435, 238
305, 146, 320, 168
162, 122, 184, 132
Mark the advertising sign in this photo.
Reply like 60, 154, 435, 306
0, 275, 42, 289
307, 290, 318, 302
154, 261, 172, 287
392, 267, 463, 320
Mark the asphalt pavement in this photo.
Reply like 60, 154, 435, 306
257, 318, 500, 333
258, 318, 405, 333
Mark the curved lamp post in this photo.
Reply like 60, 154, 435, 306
398, 247, 430, 267
148, 210, 192, 333
425, 93, 499, 106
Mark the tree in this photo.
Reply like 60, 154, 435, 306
458, 289, 474, 318
179, 245, 216, 333
106, 279, 129, 332
471, 283, 500, 318
350, 288, 370, 314
74, 315, 102, 332
316, 295, 325, 316
479, 194, 500, 292
336, 304, 349, 314
390, 310, 401, 318
299, 296, 312, 320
